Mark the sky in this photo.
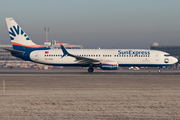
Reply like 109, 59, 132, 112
0, 0, 180, 49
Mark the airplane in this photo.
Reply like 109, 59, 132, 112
4, 18, 178, 73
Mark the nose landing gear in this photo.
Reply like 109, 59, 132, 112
158, 67, 161, 73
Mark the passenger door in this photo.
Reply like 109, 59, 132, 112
155, 52, 159, 61
35, 52, 39, 60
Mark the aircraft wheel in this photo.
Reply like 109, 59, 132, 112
88, 67, 94, 73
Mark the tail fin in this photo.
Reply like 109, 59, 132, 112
6, 18, 47, 51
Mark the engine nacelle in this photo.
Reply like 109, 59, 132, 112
100, 61, 118, 70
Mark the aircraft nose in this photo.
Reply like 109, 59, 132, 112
173, 57, 178, 63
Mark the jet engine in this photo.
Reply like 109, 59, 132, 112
100, 61, 118, 70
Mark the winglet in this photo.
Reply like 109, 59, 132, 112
59, 42, 69, 58
67, 44, 71, 49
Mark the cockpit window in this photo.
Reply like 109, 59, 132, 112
164, 54, 170, 57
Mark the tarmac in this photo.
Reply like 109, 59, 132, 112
0, 67, 180, 76
0, 68, 180, 119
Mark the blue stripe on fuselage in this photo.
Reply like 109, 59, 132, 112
11, 45, 50, 61
26, 62, 170, 68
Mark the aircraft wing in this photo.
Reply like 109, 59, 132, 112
68, 54, 100, 63
59, 42, 100, 63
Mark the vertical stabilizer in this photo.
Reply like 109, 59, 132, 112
6, 18, 46, 51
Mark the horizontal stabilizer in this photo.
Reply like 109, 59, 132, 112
3, 48, 25, 53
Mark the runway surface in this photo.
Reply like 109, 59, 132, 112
0, 68, 180, 119
0, 68, 180, 76
0, 75, 180, 119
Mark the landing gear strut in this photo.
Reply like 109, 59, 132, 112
158, 68, 161, 73
88, 67, 94, 73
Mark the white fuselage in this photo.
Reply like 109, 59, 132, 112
29, 49, 178, 67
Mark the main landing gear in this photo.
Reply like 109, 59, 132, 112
88, 67, 94, 73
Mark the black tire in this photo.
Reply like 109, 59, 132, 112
88, 68, 94, 73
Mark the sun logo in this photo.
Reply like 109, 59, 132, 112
9, 25, 30, 40
164, 58, 169, 63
